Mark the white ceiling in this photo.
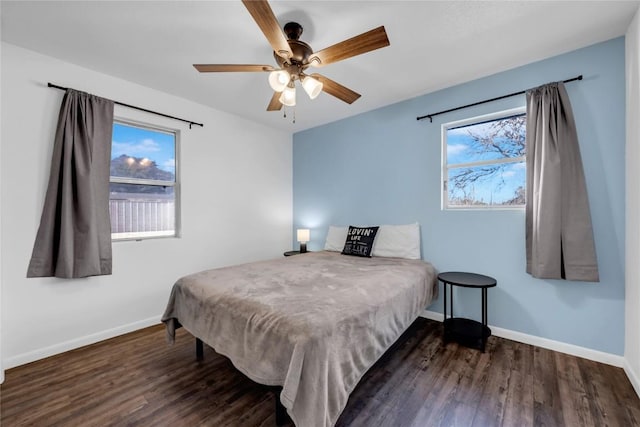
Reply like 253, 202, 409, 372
2, 1, 638, 133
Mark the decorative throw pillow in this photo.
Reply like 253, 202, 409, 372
341, 226, 379, 257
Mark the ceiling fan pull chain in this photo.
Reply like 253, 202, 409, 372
281, 106, 295, 123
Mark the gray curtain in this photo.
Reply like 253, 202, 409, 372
525, 82, 599, 282
27, 89, 114, 278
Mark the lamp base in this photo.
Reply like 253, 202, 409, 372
300, 243, 307, 253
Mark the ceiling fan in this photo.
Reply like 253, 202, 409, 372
194, 0, 390, 111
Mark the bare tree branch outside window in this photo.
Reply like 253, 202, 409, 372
444, 112, 526, 208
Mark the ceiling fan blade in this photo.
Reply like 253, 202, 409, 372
311, 73, 361, 104
308, 26, 390, 67
267, 91, 283, 111
194, 64, 275, 72
241, 0, 292, 59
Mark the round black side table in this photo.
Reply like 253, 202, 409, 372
438, 271, 497, 352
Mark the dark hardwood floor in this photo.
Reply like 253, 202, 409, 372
1, 318, 639, 426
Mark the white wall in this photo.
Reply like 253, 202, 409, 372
0, 43, 292, 368
625, 6, 640, 397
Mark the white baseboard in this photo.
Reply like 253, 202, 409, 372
624, 359, 640, 398
421, 310, 445, 323
4, 315, 162, 370
420, 310, 625, 368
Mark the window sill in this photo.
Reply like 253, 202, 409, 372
112, 230, 176, 242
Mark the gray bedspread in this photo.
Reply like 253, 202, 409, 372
161, 251, 438, 427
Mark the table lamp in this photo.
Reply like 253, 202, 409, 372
297, 229, 310, 253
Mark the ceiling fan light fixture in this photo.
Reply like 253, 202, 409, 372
279, 84, 296, 106
268, 70, 290, 92
302, 76, 323, 100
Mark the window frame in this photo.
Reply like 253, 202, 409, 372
110, 118, 181, 241
441, 107, 526, 211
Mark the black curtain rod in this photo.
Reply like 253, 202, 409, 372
416, 75, 583, 122
47, 83, 204, 129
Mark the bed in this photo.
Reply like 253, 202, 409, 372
162, 231, 438, 427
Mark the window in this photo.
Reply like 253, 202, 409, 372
442, 108, 526, 209
110, 120, 179, 240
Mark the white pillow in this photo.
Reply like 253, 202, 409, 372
372, 222, 421, 259
324, 225, 349, 252
323, 223, 421, 259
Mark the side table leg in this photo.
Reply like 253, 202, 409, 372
443, 281, 447, 320
442, 282, 449, 344
481, 288, 487, 352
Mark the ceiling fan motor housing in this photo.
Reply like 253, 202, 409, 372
274, 22, 313, 77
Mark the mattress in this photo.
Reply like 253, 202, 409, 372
162, 250, 438, 427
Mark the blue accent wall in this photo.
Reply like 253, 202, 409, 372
293, 37, 625, 355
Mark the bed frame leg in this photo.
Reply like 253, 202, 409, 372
274, 386, 293, 426
275, 394, 288, 426
196, 337, 203, 361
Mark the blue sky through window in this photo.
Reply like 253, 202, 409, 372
112, 123, 175, 174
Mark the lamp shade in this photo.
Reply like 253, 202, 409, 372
268, 70, 290, 92
297, 229, 310, 243
302, 76, 323, 100
279, 84, 296, 106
